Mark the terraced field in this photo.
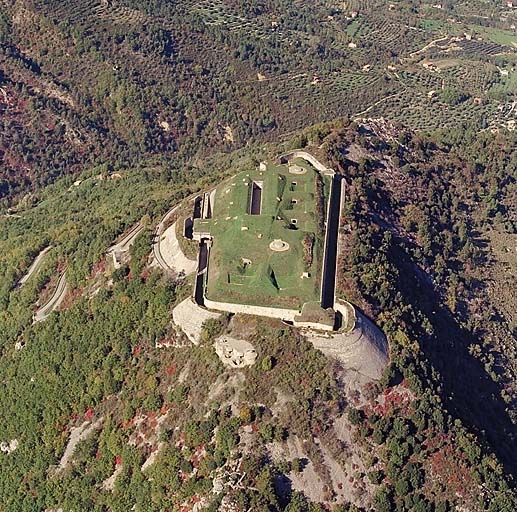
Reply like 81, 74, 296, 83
346, 16, 428, 54
1, 0, 516, 202
33, 0, 146, 26
361, 88, 501, 131
192, 0, 310, 46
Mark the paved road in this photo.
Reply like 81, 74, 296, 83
33, 272, 67, 322
18, 246, 52, 288
107, 222, 143, 255
152, 205, 181, 272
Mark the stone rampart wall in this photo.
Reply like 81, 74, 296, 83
334, 299, 357, 333
203, 297, 299, 322
293, 320, 335, 331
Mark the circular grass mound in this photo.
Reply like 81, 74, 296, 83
269, 239, 290, 252
288, 164, 307, 175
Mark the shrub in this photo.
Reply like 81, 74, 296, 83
261, 355, 275, 371
347, 407, 364, 426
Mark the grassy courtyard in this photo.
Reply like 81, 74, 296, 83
198, 160, 330, 309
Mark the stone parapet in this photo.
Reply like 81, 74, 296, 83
277, 150, 335, 175
204, 297, 299, 322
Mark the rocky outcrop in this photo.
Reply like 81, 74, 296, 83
0, 439, 18, 454
214, 336, 257, 368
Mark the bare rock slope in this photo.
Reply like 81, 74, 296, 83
308, 310, 389, 380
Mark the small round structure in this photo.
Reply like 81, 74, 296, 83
288, 164, 307, 175
269, 239, 290, 252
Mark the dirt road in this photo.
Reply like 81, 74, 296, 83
18, 246, 52, 288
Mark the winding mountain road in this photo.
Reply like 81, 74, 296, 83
107, 222, 144, 267
17, 246, 52, 288
33, 272, 67, 323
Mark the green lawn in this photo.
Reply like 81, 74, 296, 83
468, 24, 517, 47
203, 161, 326, 309
420, 19, 449, 33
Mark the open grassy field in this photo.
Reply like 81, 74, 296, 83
467, 25, 517, 47
199, 161, 329, 309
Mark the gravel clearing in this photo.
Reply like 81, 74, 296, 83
156, 221, 197, 275
55, 417, 103, 474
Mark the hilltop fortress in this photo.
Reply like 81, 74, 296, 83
165, 151, 389, 379
188, 152, 340, 330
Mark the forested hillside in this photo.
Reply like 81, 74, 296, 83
0, 0, 516, 510
0, 119, 516, 510
328, 119, 517, 487
1, 0, 516, 201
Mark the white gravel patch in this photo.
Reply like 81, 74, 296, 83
55, 417, 103, 473
101, 463, 123, 491
141, 442, 165, 472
